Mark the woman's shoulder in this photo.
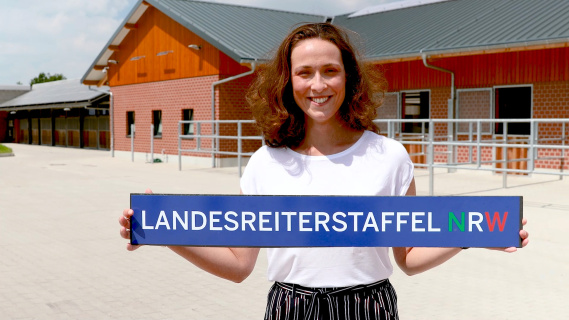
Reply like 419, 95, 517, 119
247, 145, 291, 167
363, 131, 407, 152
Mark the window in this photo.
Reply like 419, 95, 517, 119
153, 110, 162, 137
126, 111, 135, 136
401, 91, 430, 133
182, 109, 194, 136
494, 86, 531, 135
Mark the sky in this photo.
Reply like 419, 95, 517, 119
0, 0, 403, 86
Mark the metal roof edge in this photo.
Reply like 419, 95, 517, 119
369, 37, 569, 63
80, 0, 145, 84
0, 101, 94, 111
0, 87, 109, 108
421, 37, 569, 57
0, 85, 31, 91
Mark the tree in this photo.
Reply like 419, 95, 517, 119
30, 72, 66, 85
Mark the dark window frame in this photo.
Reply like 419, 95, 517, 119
152, 110, 162, 138
126, 111, 135, 137
182, 108, 194, 138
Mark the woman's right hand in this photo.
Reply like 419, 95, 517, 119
119, 188, 152, 251
119, 208, 141, 251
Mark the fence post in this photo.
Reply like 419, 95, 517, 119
150, 124, 154, 164
476, 120, 481, 168
238, 122, 243, 177
428, 119, 434, 195
561, 121, 566, 180
131, 124, 135, 162
212, 121, 218, 168
178, 121, 182, 171
468, 122, 473, 164
528, 120, 535, 174
502, 122, 508, 188
197, 122, 201, 151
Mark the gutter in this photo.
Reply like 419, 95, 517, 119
421, 51, 454, 106
89, 86, 114, 157
210, 61, 257, 167
421, 51, 456, 167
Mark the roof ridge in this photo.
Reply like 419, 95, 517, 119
348, 0, 452, 18
171, 0, 327, 18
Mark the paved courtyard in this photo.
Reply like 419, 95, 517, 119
0, 143, 567, 319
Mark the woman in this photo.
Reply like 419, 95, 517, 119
120, 23, 529, 320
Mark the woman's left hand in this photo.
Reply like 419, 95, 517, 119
488, 218, 529, 253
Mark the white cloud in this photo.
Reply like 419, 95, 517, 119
0, 0, 136, 85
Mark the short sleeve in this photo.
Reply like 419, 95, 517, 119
388, 139, 414, 196
239, 146, 266, 195
397, 156, 414, 196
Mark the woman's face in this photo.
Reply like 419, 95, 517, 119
290, 38, 346, 127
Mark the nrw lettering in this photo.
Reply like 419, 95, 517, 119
448, 211, 508, 232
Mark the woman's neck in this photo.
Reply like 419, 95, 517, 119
294, 119, 363, 156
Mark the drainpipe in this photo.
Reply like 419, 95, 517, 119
421, 51, 455, 168
210, 61, 257, 167
89, 86, 114, 157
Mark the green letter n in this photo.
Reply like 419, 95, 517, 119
448, 212, 465, 232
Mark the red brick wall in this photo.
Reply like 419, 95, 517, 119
112, 74, 261, 158
112, 76, 220, 156
533, 80, 569, 170
217, 74, 262, 155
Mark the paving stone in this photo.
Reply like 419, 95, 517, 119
0, 143, 567, 319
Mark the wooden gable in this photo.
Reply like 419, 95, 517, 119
107, 6, 248, 86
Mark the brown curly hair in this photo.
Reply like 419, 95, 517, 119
246, 23, 387, 148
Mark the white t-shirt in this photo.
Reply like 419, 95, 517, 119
240, 130, 414, 287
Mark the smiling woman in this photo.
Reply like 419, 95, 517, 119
246, 23, 385, 149
119, 22, 529, 320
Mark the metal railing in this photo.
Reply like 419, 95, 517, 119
177, 120, 263, 176
375, 118, 569, 195
175, 119, 569, 193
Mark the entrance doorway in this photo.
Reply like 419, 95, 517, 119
494, 86, 532, 174
494, 86, 532, 135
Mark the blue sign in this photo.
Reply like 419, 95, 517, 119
130, 194, 522, 248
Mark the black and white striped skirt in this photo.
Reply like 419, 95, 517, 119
264, 279, 398, 320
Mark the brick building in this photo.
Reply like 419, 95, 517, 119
80, 0, 568, 169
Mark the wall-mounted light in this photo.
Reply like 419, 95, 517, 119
10, 111, 16, 114
108, 59, 118, 64
188, 44, 202, 50
130, 55, 145, 61
102, 66, 110, 73
156, 50, 174, 56
63, 108, 71, 111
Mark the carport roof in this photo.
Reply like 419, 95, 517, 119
0, 79, 109, 109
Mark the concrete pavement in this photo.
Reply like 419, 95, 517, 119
0, 143, 567, 319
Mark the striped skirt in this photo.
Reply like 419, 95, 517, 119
264, 279, 398, 320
